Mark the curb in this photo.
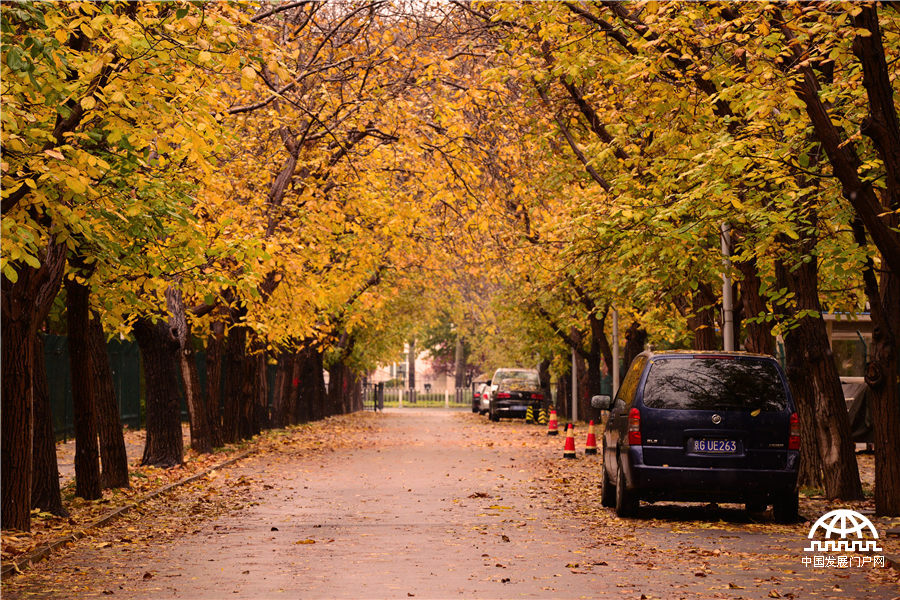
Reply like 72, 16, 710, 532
1, 449, 255, 579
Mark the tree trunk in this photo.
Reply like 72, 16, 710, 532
2, 242, 67, 531
866, 269, 900, 515
736, 256, 775, 355
538, 359, 552, 404
88, 315, 129, 489
2, 311, 37, 531
584, 349, 603, 402
65, 276, 102, 501
271, 352, 291, 428
222, 313, 248, 444
346, 368, 362, 413
182, 345, 210, 453
328, 361, 347, 416
31, 335, 67, 516
289, 353, 305, 423
407, 338, 416, 397
206, 320, 225, 448
166, 286, 212, 454
454, 336, 466, 388
622, 322, 647, 376
133, 316, 184, 468
775, 254, 863, 499
691, 284, 718, 350
252, 343, 269, 433
576, 349, 590, 421
238, 347, 259, 440
555, 367, 570, 421
297, 345, 327, 422
851, 5, 900, 516
855, 218, 900, 515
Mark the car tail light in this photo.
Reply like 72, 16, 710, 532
789, 412, 800, 450
531, 393, 544, 400
627, 407, 641, 446
497, 393, 511, 399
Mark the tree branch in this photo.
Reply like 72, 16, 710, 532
534, 81, 612, 191
251, 1, 311, 23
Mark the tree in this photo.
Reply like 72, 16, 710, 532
88, 315, 129, 489
30, 335, 67, 517
65, 271, 102, 500
2, 0, 242, 529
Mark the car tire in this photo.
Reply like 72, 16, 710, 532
489, 403, 500, 422
600, 465, 615, 508
615, 461, 638, 518
772, 491, 799, 523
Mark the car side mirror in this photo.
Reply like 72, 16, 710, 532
591, 394, 612, 411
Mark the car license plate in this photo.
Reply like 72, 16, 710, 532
512, 405, 526, 411
693, 439, 737, 453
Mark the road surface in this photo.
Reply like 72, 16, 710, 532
3, 409, 896, 599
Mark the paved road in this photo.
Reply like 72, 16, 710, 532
5, 410, 897, 599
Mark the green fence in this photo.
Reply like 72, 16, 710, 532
43, 334, 144, 440
43, 334, 278, 440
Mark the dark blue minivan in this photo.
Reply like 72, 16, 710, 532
592, 351, 800, 522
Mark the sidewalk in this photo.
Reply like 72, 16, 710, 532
55, 424, 192, 487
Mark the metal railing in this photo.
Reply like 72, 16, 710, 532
360, 385, 472, 410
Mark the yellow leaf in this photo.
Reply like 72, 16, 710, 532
66, 177, 86, 195
198, 50, 212, 63
294, 539, 315, 545
81, 96, 96, 110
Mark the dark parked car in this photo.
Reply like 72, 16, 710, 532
592, 351, 799, 522
488, 368, 544, 421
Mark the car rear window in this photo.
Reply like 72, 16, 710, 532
499, 378, 541, 392
493, 370, 539, 386
642, 357, 788, 412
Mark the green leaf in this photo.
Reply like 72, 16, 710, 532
6, 46, 26, 71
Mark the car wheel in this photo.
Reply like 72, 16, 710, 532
600, 465, 615, 508
615, 461, 638, 518
772, 491, 799, 523
489, 403, 500, 422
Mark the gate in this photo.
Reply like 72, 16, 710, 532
361, 382, 384, 411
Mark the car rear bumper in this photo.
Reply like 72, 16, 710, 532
493, 400, 542, 417
624, 450, 799, 502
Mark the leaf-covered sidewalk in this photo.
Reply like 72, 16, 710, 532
1, 413, 380, 573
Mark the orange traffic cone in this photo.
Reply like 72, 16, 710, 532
563, 423, 576, 459
547, 408, 559, 436
585, 420, 598, 455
